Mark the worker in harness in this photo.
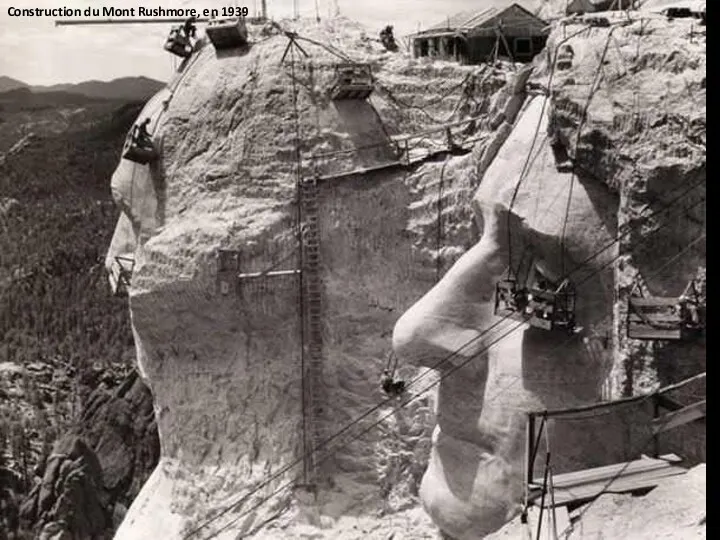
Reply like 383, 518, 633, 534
379, 25, 398, 52
676, 294, 701, 328
183, 16, 197, 39
134, 118, 152, 148
381, 369, 405, 396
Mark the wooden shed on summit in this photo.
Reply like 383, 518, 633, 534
410, 3, 549, 65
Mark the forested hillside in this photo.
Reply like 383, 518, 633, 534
1, 101, 141, 369
1, 98, 158, 538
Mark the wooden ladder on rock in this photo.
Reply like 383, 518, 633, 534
299, 177, 325, 490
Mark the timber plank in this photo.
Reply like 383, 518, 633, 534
530, 464, 687, 507
536, 454, 681, 487
652, 400, 706, 434
628, 323, 682, 340
630, 297, 680, 307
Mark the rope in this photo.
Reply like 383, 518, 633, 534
295, 34, 353, 63
560, 27, 618, 278
378, 72, 474, 110
575, 196, 704, 291
542, 414, 558, 540
183, 176, 703, 540
373, 79, 469, 126
626, 233, 705, 329
506, 23, 614, 281
188, 175, 704, 540
384, 352, 398, 375
555, 390, 704, 538
535, 452, 551, 540
435, 156, 451, 282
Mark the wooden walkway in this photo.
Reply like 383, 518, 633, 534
524, 374, 705, 511
309, 116, 484, 182
528, 454, 687, 508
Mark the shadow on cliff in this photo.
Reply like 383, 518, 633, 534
634, 163, 705, 296
332, 100, 398, 164
211, 43, 253, 60
573, 167, 619, 242
433, 361, 489, 501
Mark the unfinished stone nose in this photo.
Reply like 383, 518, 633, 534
393, 201, 512, 371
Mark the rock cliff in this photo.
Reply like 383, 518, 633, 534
106, 13, 704, 540
18, 370, 158, 538
393, 12, 705, 540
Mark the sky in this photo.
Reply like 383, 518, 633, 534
0, 0, 542, 85
0, 0, 689, 85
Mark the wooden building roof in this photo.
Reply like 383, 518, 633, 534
412, 2, 549, 39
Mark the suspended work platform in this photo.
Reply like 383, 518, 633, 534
216, 249, 241, 296
329, 63, 374, 100
122, 131, 157, 165
494, 278, 576, 333
307, 116, 484, 182
109, 255, 134, 297
627, 296, 704, 341
164, 26, 193, 58
206, 17, 248, 49
391, 115, 484, 165
494, 278, 530, 322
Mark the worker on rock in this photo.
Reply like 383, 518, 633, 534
497, 287, 512, 310
381, 369, 405, 396
379, 25, 398, 52
677, 295, 701, 328
134, 119, 152, 147
183, 16, 197, 39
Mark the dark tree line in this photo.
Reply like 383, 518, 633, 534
1, 101, 145, 532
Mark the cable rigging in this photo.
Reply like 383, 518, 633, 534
183, 175, 705, 539
559, 26, 619, 279
191, 41, 708, 519
497, 26, 625, 336
182, 19, 705, 539
435, 156, 451, 282
506, 27, 587, 283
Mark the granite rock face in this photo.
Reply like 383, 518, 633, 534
392, 14, 705, 540
105, 14, 704, 540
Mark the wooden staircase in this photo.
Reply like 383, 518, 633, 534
299, 177, 325, 489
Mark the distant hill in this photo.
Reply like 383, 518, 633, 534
32, 76, 165, 101
0, 76, 28, 93
0, 87, 117, 118
0, 75, 165, 101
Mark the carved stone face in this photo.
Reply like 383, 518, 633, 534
392, 95, 624, 539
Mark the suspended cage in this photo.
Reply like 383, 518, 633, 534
526, 279, 576, 333
493, 278, 531, 323
556, 44, 574, 71
206, 17, 248, 50
627, 290, 704, 341
329, 63, 374, 101
109, 256, 135, 297
216, 249, 241, 296
122, 129, 157, 165
164, 26, 192, 58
